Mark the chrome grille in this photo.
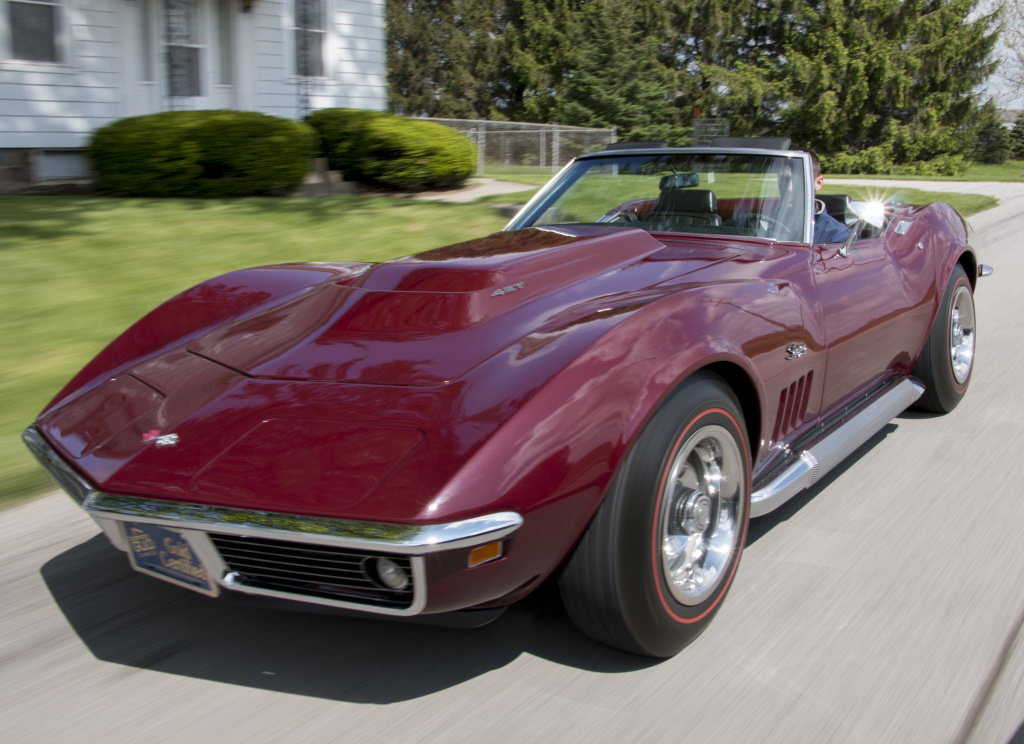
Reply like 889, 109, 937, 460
210, 533, 415, 610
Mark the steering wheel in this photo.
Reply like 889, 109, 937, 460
606, 210, 639, 224
731, 213, 795, 240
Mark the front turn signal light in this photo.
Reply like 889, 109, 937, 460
468, 541, 503, 567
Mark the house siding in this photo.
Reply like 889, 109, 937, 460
1, 0, 386, 178
1, 0, 123, 148
252, 0, 385, 118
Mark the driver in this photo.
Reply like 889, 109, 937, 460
806, 151, 851, 243
776, 153, 852, 243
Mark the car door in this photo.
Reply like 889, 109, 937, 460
812, 229, 935, 414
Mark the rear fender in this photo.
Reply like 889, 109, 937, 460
902, 203, 977, 327
931, 203, 976, 291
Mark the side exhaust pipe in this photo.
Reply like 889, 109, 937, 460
750, 377, 924, 517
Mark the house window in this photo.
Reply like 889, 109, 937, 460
294, 0, 324, 77
7, 0, 60, 62
139, 0, 154, 82
165, 0, 201, 97
216, 0, 233, 84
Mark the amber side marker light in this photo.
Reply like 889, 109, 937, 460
468, 541, 503, 567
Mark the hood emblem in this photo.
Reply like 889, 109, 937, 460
142, 430, 180, 447
492, 282, 524, 297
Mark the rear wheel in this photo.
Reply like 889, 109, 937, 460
913, 265, 975, 413
559, 373, 750, 657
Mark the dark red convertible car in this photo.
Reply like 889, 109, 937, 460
25, 143, 989, 657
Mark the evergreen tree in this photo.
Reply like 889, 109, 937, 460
667, 0, 776, 128
385, 0, 1004, 169
386, 0, 502, 118
553, 0, 686, 140
497, 0, 582, 122
1011, 110, 1024, 159
971, 100, 1010, 164
776, 0, 1000, 166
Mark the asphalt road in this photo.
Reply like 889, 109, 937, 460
3, 182, 1024, 744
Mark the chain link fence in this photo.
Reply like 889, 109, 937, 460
692, 118, 731, 146
416, 118, 617, 178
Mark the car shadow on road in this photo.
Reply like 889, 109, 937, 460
40, 420, 908, 703
41, 536, 657, 704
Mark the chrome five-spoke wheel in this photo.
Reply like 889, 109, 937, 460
660, 425, 744, 606
949, 283, 975, 386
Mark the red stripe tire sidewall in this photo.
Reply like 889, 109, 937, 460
945, 275, 973, 394
648, 407, 751, 624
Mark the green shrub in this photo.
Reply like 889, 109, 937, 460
90, 110, 316, 197
824, 149, 970, 177
306, 108, 388, 172
355, 117, 475, 189
307, 109, 476, 190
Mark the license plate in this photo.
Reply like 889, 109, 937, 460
123, 522, 218, 596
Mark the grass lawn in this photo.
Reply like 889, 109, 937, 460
480, 165, 564, 184
831, 159, 1024, 182
0, 195, 509, 507
819, 185, 997, 216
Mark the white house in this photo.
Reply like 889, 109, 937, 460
0, 0, 386, 188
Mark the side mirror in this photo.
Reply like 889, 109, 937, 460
848, 201, 886, 228
838, 201, 886, 257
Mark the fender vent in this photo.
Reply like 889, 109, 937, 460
771, 372, 814, 445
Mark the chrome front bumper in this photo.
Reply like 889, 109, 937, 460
23, 425, 523, 616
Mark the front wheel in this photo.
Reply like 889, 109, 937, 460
559, 373, 751, 657
913, 264, 975, 413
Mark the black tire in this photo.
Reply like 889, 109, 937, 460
913, 265, 975, 413
558, 373, 751, 657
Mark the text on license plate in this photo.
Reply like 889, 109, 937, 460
123, 522, 218, 596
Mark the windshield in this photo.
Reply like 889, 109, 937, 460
508, 151, 811, 242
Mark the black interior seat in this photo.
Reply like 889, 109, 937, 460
818, 193, 850, 222
647, 188, 722, 227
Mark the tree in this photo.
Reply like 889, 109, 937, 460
971, 99, 1011, 163
775, 0, 1000, 167
385, 0, 1004, 170
1010, 110, 1024, 158
667, 0, 783, 132
553, 0, 686, 140
386, 0, 502, 118
990, 0, 1024, 104
497, 0, 582, 122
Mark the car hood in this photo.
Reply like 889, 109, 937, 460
186, 226, 684, 386
35, 226, 755, 518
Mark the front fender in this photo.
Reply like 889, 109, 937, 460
424, 279, 800, 585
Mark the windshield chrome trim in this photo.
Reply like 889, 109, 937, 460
574, 146, 806, 159
503, 158, 576, 230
